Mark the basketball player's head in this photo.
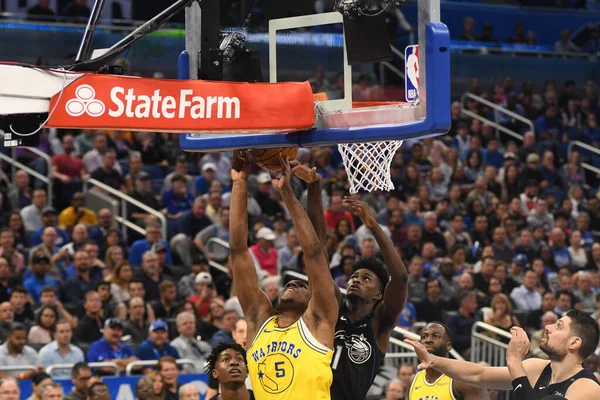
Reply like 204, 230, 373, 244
419, 322, 453, 358
539, 309, 600, 362
346, 257, 389, 305
277, 280, 311, 313
205, 342, 248, 385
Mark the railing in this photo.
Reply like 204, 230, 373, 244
84, 176, 167, 240
205, 237, 230, 274
11, 147, 53, 201
125, 359, 197, 375
0, 152, 53, 204
567, 140, 600, 176
46, 362, 120, 376
470, 322, 511, 366
460, 92, 535, 141
0, 365, 38, 374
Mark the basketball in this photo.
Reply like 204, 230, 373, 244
250, 147, 299, 171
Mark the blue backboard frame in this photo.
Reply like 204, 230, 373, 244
179, 21, 450, 152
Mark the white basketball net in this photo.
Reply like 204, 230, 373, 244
338, 140, 404, 194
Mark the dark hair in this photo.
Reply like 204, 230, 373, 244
9, 322, 26, 335
425, 278, 440, 291
566, 309, 600, 360
555, 290, 571, 300
205, 342, 247, 378
171, 173, 187, 184
351, 257, 390, 293
426, 321, 453, 342
95, 281, 110, 290
31, 371, 51, 386
10, 286, 27, 297
40, 285, 57, 296
89, 382, 109, 397
36, 305, 58, 330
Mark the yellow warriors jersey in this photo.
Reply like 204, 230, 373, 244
409, 369, 457, 400
248, 315, 333, 400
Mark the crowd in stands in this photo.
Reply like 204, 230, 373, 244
0, 70, 598, 398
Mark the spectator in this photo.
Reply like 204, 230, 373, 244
510, 269, 542, 311
549, 227, 571, 268
161, 174, 194, 220
87, 382, 110, 400
128, 225, 172, 267
136, 320, 180, 361
194, 163, 219, 196
24, 253, 60, 304
194, 208, 231, 263
446, 291, 480, 355
64, 362, 94, 400
443, 214, 471, 251
170, 198, 212, 267
29, 208, 70, 248
62, 251, 101, 304
90, 150, 126, 192
490, 227, 514, 264
38, 320, 84, 379
88, 209, 123, 250
210, 308, 238, 347
0, 228, 26, 275
0, 378, 20, 400
157, 356, 181, 400
10, 286, 34, 326
416, 278, 454, 322
555, 28, 579, 52
58, 193, 98, 231
127, 172, 161, 227
27, 305, 57, 346
186, 272, 214, 319
28, 372, 52, 400
134, 251, 174, 302
171, 312, 211, 373
574, 271, 595, 309
73, 291, 104, 346
162, 156, 194, 195
122, 296, 151, 349
0, 323, 39, 380
86, 318, 136, 373
20, 189, 47, 233
150, 281, 178, 320
8, 170, 32, 211
249, 227, 278, 276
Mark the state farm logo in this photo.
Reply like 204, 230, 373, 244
64, 84, 240, 120
65, 85, 106, 117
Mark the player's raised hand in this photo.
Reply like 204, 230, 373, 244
270, 154, 293, 194
343, 197, 378, 229
291, 161, 320, 184
507, 327, 530, 362
404, 337, 433, 370
231, 151, 251, 182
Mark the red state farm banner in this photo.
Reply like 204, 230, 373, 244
46, 75, 316, 133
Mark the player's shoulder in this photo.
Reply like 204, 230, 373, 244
566, 376, 600, 398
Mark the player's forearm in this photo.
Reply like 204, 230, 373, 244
430, 355, 487, 386
306, 180, 326, 242
230, 180, 249, 253
371, 225, 407, 283
280, 187, 322, 259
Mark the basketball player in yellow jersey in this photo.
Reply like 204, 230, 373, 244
408, 323, 489, 400
229, 152, 338, 400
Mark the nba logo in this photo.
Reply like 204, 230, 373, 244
405, 45, 419, 103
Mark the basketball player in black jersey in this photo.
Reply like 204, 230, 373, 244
293, 164, 409, 400
205, 342, 255, 400
405, 309, 600, 399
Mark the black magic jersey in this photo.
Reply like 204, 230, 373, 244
534, 363, 599, 398
330, 305, 385, 400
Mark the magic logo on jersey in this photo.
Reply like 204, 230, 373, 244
251, 340, 303, 394
335, 330, 372, 364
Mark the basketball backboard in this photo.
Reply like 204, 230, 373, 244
178, 0, 450, 152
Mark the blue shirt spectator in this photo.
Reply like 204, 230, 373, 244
38, 322, 85, 379
23, 253, 60, 304
29, 227, 69, 248
128, 239, 172, 268
397, 301, 416, 328
483, 139, 504, 169
136, 320, 180, 361
87, 319, 136, 363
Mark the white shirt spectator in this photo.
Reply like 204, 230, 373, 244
20, 204, 44, 232
0, 342, 39, 368
38, 340, 85, 379
510, 285, 542, 311
83, 149, 122, 175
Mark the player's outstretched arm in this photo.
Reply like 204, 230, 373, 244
344, 198, 408, 343
273, 157, 338, 345
292, 163, 343, 305
230, 152, 274, 330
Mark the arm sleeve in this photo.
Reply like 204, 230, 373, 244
511, 376, 540, 400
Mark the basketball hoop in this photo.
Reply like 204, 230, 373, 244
338, 140, 403, 194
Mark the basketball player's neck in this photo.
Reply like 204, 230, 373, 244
425, 366, 443, 383
549, 356, 583, 384
277, 310, 303, 328
220, 383, 250, 400
345, 297, 373, 322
